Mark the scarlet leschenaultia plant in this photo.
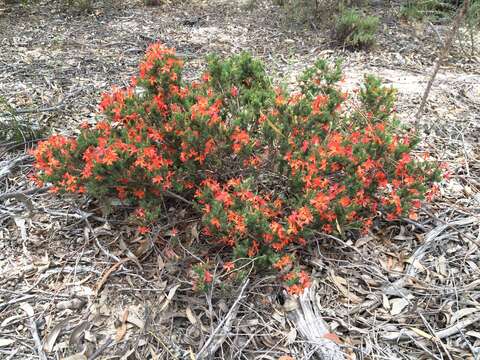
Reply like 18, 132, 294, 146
32, 43, 441, 294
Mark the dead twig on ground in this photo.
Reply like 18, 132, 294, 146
415, 0, 471, 122
287, 284, 345, 360
0, 154, 32, 180
196, 278, 250, 359
20, 303, 48, 360
87, 337, 113, 360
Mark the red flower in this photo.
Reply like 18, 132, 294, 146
311, 95, 328, 114
223, 261, 235, 272
204, 271, 213, 283
339, 196, 351, 207
138, 226, 149, 234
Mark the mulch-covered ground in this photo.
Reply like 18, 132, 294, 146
0, 0, 479, 359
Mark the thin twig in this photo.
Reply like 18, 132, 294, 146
415, 0, 470, 122
87, 337, 113, 360
0, 155, 32, 180
22, 307, 47, 360
164, 190, 194, 206
196, 278, 250, 359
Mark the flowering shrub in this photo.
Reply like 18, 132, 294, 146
32, 43, 440, 294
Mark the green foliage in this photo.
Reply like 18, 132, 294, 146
466, 0, 480, 27
400, 0, 479, 24
334, 7, 379, 49
400, 0, 455, 21
0, 97, 44, 149
64, 0, 95, 13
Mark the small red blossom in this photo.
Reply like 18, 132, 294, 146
223, 261, 235, 272
204, 271, 213, 284
138, 226, 150, 234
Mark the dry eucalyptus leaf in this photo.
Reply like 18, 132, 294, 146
450, 308, 480, 325
61, 354, 87, 360
134, 239, 151, 258
44, 319, 69, 353
115, 309, 129, 342
157, 255, 165, 271
20, 302, 34, 317
281, 298, 298, 312
330, 272, 362, 304
14, 217, 27, 242
185, 307, 197, 325
382, 294, 390, 311
409, 327, 434, 340
119, 348, 135, 360
1, 315, 23, 328
190, 222, 200, 243
466, 331, 480, 339
285, 327, 297, 345
159, 284, 180, 312
0, 338, 15, 347
389, 298, 409, 316
435, 255, 448, 277
56, 298, 86, 310
126, 312, 145, 330
69, 321, 90, 347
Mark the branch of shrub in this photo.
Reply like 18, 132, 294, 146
164, 190, 194, 206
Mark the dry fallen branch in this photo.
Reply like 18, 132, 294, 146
196, 278, 250, 359
0, 154, 32, 180
20, 303, 47, 360
383, 313, 480, 342
287, 285, 345, 360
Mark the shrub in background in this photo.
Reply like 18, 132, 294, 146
334, 7, 379, 49
400, 0, 459, 21
0, 96, 44, 150
32, 44, 440, 294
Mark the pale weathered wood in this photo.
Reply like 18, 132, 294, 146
287, 285, 345, 360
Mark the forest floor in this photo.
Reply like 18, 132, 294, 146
0, 0, 479, 359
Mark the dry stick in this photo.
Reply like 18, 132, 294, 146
415, 0, 470, 123
21, 307, 48, 360
87, 337, 113, 360
288, 285, 345, 360
196, 278, 250, 359
383, 313, 480, 342
0, 155, 32, 180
